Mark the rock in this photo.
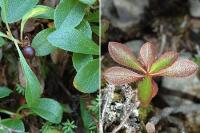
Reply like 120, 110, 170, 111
125, 40, 144, 54
101, 0, 149, 32
162, 95, 193, 106
189, 0, 200, 17
162, 74, 200, 99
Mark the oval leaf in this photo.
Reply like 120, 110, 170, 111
0, 86, 12, 98
32, 28, 56, 56
31, 98, 63, 124
140, 42, 157, 70
0, 118, 25, 132
73, 59, 99, 93
138, 76, 153, 107
1, 0, 39, 23
108, 42, 145, 72
156, 59, 198, 77
72, 53, 93, 71
150, 51, 178, 73
54, 0, 85, 29
48, 28, 99, 55
76, 20, 92, 39
104, 66, 143, 85
21, 5, 54, 36
15, 44, 41, 106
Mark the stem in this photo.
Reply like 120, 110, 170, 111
0, 109, 15, 116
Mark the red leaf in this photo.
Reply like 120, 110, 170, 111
103, 66, 143, 85
140, 42, 157, 70
108, 42, 145, 72
155, 59, 198, 77
150, 51, 178, 73
152, 80, 158, 98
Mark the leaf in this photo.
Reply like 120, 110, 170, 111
91, 25, 99, 36
156, 59, 198, 77
150, 51, 178, 73
73, 59, 99, 93
80, 98, 94, 133
104, 66, 143, 85
0, 37, 5, 47
0, 118, 25, 132
21, 5, 54, 36
0, 0, 39, 23
76, 20, 92, 39
31, 98, 63, 124
140, 42, 157, 70
48, 27, 99, 55
138, 76, 153, 107
32, 28, 56, 56
54, 0, 85, 29
0, 31, 7, 38
15, 43, 41, 106
79, 0, 96, 5
152, 80, 158, 98
86, 10, 99, 23
108, 42, 145, 72
0, 86, 12, 98
72, 53, 93, 71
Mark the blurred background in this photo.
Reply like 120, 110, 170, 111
101, 0, 200, 132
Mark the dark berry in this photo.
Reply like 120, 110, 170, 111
22, 46, 35, 59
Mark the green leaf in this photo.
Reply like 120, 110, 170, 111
150, 51, 178, 73
0, 86, 12, 98
0, 37, 5, 47
80, 98, 94, 133
79, 0, 96, 5
138, 76, 153, 107
0, 118, 25, 132
76, 20, 92, 39
21, 5, 54, 36
73, 59, 99, 93
32, 28, 56, 56
48, 28, 99, 55
72, 53, 93, 71
31, 98, 63, 124
91, 25, 99, 36
0, 0, 39, 23
15, 43, 41, 106
86, 10, 99, 22
54, 0, 85, 29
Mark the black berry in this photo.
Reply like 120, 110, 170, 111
22, 46, 35, 59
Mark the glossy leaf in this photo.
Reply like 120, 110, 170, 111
79, 0, 96, 5
108, 42, 145, 72
73, 59, 99, 93
0, 0, 39, 23
32, 28, 56, 56
21, 5, 54, 36
72, 53, 93, 71
0, 118, 25, 132
0, 86, 12, 98
150, 51, 178, 73
104, 66, 143, 85
48, 27, 99, 55
31, 98, 63, 124
15, 44, 41, 106
86, 10, 99, 23
54, 0, 85, 29
76, 20, 92, 38
152, 80, 158, 98
138, 76, 153, 107
140, 42, 157, 70
156, 59, 198, 77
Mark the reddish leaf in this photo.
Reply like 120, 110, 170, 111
140, 42, 157, 70
152, 80, 158, 98
108, 42, 145, 72
104, 66, 143, 85
150, 51, 178, 73
138, 76, 153, 107
155, 59, 198, 77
